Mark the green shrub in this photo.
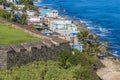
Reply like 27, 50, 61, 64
0, 10, 11, 19
58, 50, 71, 69
73, 66, 99, 80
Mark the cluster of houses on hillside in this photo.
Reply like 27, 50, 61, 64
1, 0, 83, 52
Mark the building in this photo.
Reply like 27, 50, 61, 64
47, 18, 83, 52
15, 5, 25, 10
45, 10, 58, 18
6, 0, 13, 3
4, 7, 13, 13
50, 20, 79, 37
16, 11, 23, 22
26, 10, 36, 16
49, 19, 79, 41
0, 5, 4, 10
27, 16, 43, 25
40, 9, 58, 18
6, 0, 20, 4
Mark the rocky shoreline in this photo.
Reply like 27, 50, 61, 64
97, 57, 120, 80
1, 0, 120, 79
73, 21, 120, 80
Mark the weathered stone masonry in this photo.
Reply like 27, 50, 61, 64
0, 39, 71, 69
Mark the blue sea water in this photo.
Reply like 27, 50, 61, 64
34, 0, 120, 57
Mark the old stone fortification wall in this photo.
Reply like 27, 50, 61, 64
0, 17, 72, 69
0, 39, 71, 69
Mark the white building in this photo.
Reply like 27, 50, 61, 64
50, 20, 77, 31
7, 0, 16, 4
6, 0, 13, 3
15, 5, 25, 10
40, 9, 58, 18
7, 0, 22, 6
45, 10, 58, 18
26, 10, 36, 16
27, 16, 43, 25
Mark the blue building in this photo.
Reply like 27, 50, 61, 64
72, 42, 83, 52
7, 0, 20, 4
16, 11, 23, 22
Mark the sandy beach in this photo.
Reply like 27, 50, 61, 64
97, 58, 120, 80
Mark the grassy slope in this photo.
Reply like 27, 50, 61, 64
0, 23, 41, 46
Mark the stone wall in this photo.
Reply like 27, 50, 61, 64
0, 39, 71, 69
0, 17, 72, 69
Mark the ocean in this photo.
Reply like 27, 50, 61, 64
34, 0, 120, 57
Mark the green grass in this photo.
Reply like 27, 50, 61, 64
0, 23, 41, 46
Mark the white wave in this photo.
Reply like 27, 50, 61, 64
111, 51, 119, 57
80, 20, 86, 23
80, 19, 92, 24
99, 27, 109, 33
97, 33, 107, 37
87, 26, 97, 30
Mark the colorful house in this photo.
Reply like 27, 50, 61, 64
6, 0, 20, 4
4, 7, 12, 13
50, 20, 79, 37
48, 18, 83, 52
40, 9, 58, 18
16, 11, 23, 22
26, 10, 36, 16
72, 42, 83, 52
27, 16, 43, 25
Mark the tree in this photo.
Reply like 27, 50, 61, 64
58, 50, 71, 69
78, 30, 89, 41
68, 54, 79, 65
20, 0, 33, 5
0, 0, 5, 5
73, 66, 100, 80
20, 14, 28, 25
0, 10, 11, 19
9, 3, 18, 10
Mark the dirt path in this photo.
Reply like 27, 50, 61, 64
97, 58, 120, 80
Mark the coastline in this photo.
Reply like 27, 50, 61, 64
1, 0, 120, 79
97, 57, 120, 80
74, 18, 120, 80
37, 2, 120, 79
51, 4, 120, 80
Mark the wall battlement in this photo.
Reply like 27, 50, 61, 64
0, 17, 71, 69
0, 40, 71, 69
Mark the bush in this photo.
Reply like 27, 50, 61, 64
83, 54, 104, 69
0, 10, 11, 19
73, 66, 100, 80
58, 50, 71, 69
0, 50, 103, 80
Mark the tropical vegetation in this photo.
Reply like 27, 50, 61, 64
0, 50, 103, 80
0, 10, 11, 19
78, 30, 107, 55
0, 0, 106, 80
